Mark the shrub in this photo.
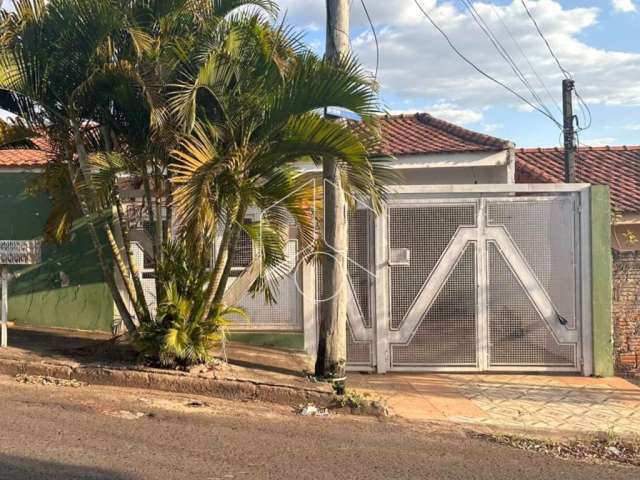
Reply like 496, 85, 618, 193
135, 241, 245, 367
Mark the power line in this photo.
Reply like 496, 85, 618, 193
359, 0, 379, 79
519, 0, 570, 79
486, 0, 563, 117
459, 0, 560, 126
412, 0, 562, 127
519, 0, 592, 132
574, 89, 592, 131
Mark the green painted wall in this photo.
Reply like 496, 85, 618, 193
0, 172, 113, 332
229, 331, 304, 351
591, 185, 614, 377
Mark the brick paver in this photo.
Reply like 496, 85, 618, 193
351, 373, 640, 436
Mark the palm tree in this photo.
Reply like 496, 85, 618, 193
168, 16, 390, 325
0, 0, 278, 335
0, 1, 389, 367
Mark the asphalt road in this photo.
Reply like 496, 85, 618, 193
0, 375, 636, 480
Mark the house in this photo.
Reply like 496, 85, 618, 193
0, 145, 115, 332
0, 114, 612, 376
229, 115, 605, 375
516, 146, 640, 376
365, 113, 515, 185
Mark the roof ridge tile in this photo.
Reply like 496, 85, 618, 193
414, 112, 511, 150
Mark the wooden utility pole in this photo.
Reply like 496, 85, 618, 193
562, 79, 576, 183
315, 0, 349, 385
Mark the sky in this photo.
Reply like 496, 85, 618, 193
277, 0, 640, 148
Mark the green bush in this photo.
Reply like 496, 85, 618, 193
135, 241, 244, 367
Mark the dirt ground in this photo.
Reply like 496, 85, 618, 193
0, 374, 638, 480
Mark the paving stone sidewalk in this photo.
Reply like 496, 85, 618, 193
350, 374, 640, 437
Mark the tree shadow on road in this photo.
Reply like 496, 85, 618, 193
0, 454, 135, 480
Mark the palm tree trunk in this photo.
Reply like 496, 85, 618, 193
153, 164, 165, 301
105, 224, 140, 312
103, 125, 151, 322
70, 121, 137, 334
201, 202, 244, 320
114, 195, 151, 322
211, 206, 247, 307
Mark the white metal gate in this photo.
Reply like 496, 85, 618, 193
346, 185, 592, 374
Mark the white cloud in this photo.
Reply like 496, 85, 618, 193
624, 124, 640, 130
612, 0, 637, 13
389, 102, 483, 125
279, 1, 640, 115
483, 123, 503, 133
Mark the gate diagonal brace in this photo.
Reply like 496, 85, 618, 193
487, 227, 578, 345
347, 275, 373, 342
389, 226, 578, 346
388, 227, 476, 345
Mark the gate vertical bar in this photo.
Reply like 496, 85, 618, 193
374, 205, 389, 373
476, 199, 489, 370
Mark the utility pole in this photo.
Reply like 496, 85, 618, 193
562, 78, 576, 183
315, 0, 349, 387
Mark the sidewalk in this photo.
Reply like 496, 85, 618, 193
3, 326, 640, 437
350, 373, 640, 437
0, 325, 332, 407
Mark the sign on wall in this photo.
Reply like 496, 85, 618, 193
1, 240, 41, 348
0, 240, 41, 265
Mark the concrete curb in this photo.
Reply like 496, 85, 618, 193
0, 357, 334, 408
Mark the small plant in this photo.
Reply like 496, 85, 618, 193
336, 388, 368, 409
135, 240, 245, 367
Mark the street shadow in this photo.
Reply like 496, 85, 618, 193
6, 326, 313, 379
0, 454, 135, 480
6, 327, 137, 365
224, 343, 313, 377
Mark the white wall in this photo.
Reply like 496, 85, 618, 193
391, 165, 511, 185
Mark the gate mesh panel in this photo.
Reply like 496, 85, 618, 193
392, 244, 477, 367
316, 209, 373, 366
487, 198, 577, 329
389, 204, 476, 329
488, 242, 576, 367
230, 241, 301, 329
347, 209, 373, 364
348, 323, 372, 366
348, 210, 371, 328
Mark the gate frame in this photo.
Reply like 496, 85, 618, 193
370, 183, 593, 375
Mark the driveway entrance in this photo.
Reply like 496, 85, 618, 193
344, 184, 594, 374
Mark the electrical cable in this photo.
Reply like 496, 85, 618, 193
459, 0, 560, 126
359, 0, 379, 79
519, 0, 592, 131
519, 0, 570, 79
487, 0, 563, 117
412, 0, 562, 127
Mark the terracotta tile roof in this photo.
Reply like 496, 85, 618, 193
516, 146, 640, 213
371, 113, 511, 156
0, 114, 508, 170
0, 138, 51, 169
0, 148, 50, 169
